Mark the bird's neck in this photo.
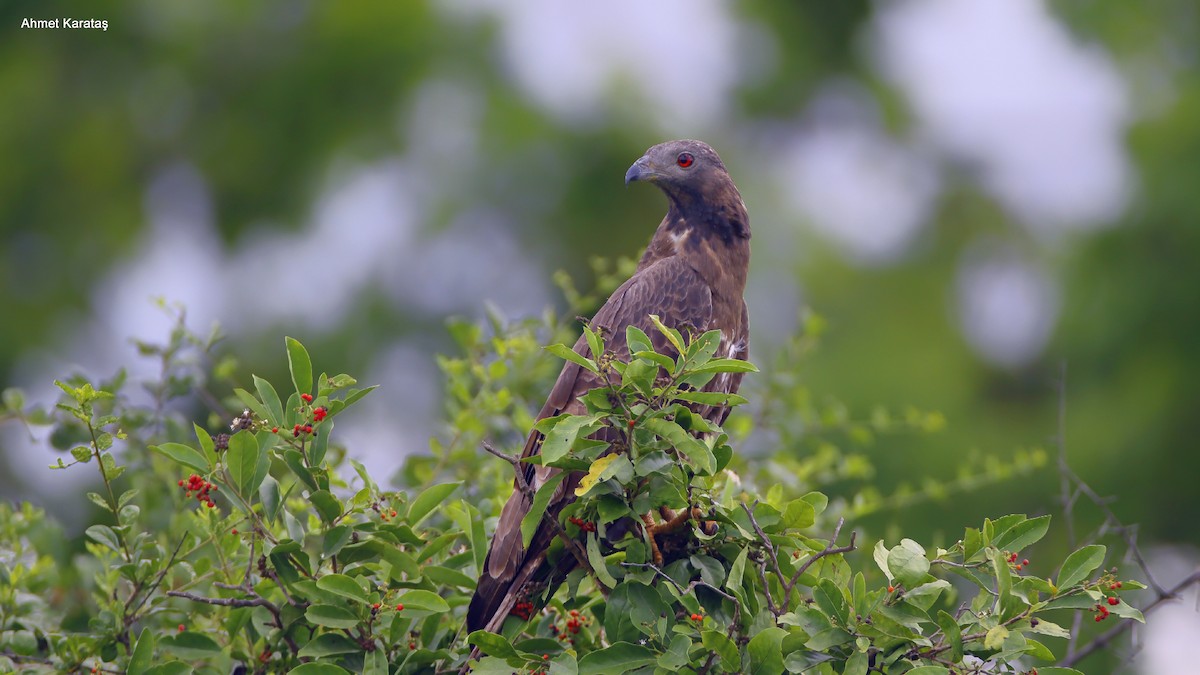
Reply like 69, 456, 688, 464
639, 187, 750, 299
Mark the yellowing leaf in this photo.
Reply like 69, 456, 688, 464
575, 454, 625, 497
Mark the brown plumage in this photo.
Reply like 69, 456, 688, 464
467, 139, 751, 634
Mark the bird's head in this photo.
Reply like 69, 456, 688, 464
625, 139, 748, 241
624, 139, 730, 196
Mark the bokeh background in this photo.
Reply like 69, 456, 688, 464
2, 0, 1198, 668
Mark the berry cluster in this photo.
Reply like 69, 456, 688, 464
1093, 601, 1113, 622
689, 613, 704, 622
178, 474, 217, 508
291, 423, 315, 437
550, 609, 590, 642
510, 600, 536, 620
1003, 551, 1031, 572
371, 500, 400, 522
313, 406, 327, 422
568, 516, 596, 533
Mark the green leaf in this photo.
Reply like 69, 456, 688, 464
1034, 669, 1085, 675
522, 472, 567, 549
1025, 638, 1055, 662
253, 375, 285, 425
648, 315, 686, 354
984, 625, 1009, 650
285, 337, 313, 396
467, 631, 520, 659
407, 481, 461, 525
673, 391, 748, 406
316, 574, 368, 604
543, 414, 605, 465
151, 442, 210, 474
844, 650, 869, 675
1029, 618, 1071, 639
936, 610, 962, 662
297, 633, 360, 658
85, 525, 121, 552
626, 325, 653, 354
233, 388, 271, 425
814, 578, 851, 627
544, 343, 598, 374
160, 632, 221, 659
395, 589, 450, 612
781, 498, 816, 530
288, 665, 352, 675
583, 325, 604, 362
801, 491, 829, 515
887, 539, 929, 589
992, 514, 1051, 552
904, 668, 949, 675
128, 627, 155, 675
747, 626, 786, 675
577, 642, 656, 675
305, 604, 360, 629
260, 475, 281, 522
658, 634, 693, 670
727, 547, 748, 594
227, 431, 265, 499
688, 358, 759, 374
1108, 599, 1146, 623
308, 490, 342, 523
587, 531, 617, 589
874, 540, 893, 581
143, 663, 191, 675
993, 549, 1013, 606
641, 417, 714, 474
702, 630, 740, 672
1057, 545, 1106, 589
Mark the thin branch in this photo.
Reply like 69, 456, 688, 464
167, 590, 274, 608
741, 503, 856, 616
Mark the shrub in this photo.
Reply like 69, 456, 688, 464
0, 298, 1149, 674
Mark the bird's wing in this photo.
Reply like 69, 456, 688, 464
468, 256, 712, 631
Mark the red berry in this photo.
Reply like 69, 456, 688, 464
543, 655, 549, 660
1108, 597, 1119, 605
372, 603, 381, 610
271, 427, 279, 433
1015, 564, 1023, 571
178, 624, 185, 632
888, 586, 895, 593
1116, 581, 1123, 588
1095, 615, 1103, 622
232, 528, 238, 535
178, 480, 184, 487
313, 407, 327, 422
301, 393, 313, 403
1023, 559, 1030, 566
396, 604, 404, 611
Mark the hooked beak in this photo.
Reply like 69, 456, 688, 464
624, 155, 658, 185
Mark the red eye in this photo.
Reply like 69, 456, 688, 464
676, 152, 694, 168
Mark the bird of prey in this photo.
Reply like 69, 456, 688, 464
467, 139, 751, 634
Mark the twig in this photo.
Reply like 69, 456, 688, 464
1059, 570, 1200, 668
741, 503, 856, 616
